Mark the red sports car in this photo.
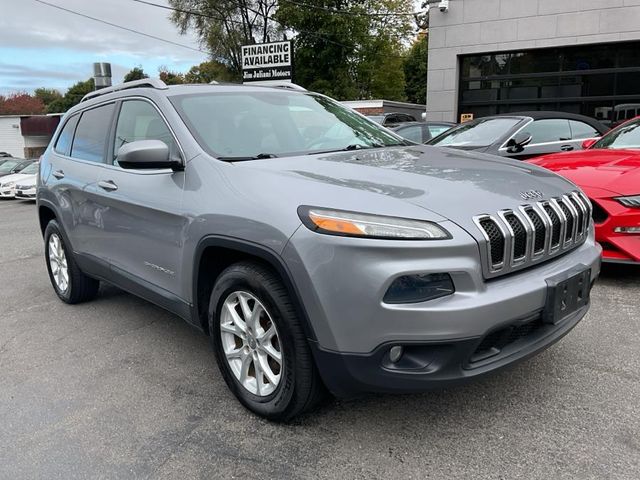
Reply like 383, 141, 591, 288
529, 117, 640, 265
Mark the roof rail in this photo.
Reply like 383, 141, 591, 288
265, 82, 307, 92
81, 78, 169, 102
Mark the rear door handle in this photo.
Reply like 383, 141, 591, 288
560, 145, 574, 151
98, 180, 118, 192
52, 170, 65, 179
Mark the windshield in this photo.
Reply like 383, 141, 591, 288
429, 118, 522, 148
19, 163, 38, 174
594, 118, 640, 150
0, 160, 19, 172
171, 91, 405, 159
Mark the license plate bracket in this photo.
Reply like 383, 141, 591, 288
543, 266, 591, 325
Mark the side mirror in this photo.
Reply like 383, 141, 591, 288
581, 138, 598, 150
506, 132, 533, 153
116, 140, 183, 170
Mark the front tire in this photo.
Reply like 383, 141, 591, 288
44, 220, 99, 304
209, 261, 326, 421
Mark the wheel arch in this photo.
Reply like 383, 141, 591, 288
192, 236, 317, 342
38, 202, 58, 236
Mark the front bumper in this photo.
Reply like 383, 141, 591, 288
0, 186, 15, 198
311, 304, 588, 397
15, 188, 36, 200
283, 221, 601, 396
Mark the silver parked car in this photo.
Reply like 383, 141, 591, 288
428, 112, 608, 160
37, 79, 601, 420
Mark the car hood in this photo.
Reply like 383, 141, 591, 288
236, 146, 577, 233
0, 173, 31, 185
15, 174, 36, 187
529, 149, 640, 196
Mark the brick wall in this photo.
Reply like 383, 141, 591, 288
353, 107, 385, 115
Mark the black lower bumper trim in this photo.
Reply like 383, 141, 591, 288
310, 305, 588, 398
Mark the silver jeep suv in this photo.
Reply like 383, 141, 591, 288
37, 79, 601, 420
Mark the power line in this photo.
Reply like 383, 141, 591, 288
132, 0, 358, 50
32, 0, 208, 54
132, 0, 238, 24
279, 0, 425, 17
131, 0, 410, 56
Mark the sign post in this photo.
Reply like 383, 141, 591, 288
242, 40, 293, 85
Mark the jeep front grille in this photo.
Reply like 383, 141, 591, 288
474, 191, 592, 279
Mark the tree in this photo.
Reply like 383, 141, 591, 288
124, 66, 149, 82
169, 0, 282, 76
46, 79, 95, 113
34, 88, 64, 113
0, 93, 46, 115
184, 60, 236, 83
275, 0, 413, 100
404, 34, 428, 104
158, 67, 185, 85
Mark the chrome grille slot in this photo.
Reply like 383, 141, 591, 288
474, 191, 589, 279
503, 212, 527, 262
557, 198, 576, 244
543, 203, 562, 249
478, 217, 505, 269
524, 207, 546, 255
568, 195, 585, 237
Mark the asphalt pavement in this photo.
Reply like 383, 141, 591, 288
1, 199, 639, 479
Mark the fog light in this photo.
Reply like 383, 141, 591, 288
389, 346, 403, 363
614, 226, 640, 234
383, 273, 455, 304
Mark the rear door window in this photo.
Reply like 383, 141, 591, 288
521, 119, 571, 144
54, 115, 79, 156
71, 103, 115, 163
569, 120, 600, 139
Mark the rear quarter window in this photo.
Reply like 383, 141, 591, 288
54, 115, 79, 156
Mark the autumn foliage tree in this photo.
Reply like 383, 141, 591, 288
0, 93, 46, 115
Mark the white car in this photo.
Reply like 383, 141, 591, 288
0, 162, 38, 199
14, 174, 37, 200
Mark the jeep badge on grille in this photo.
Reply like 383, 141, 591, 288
520, 190, 543, 200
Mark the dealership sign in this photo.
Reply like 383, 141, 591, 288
242, 41, 292, 83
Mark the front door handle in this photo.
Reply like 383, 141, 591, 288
52, 170, 65, 179
560, 145, 574, 151
98, 180, 118, 192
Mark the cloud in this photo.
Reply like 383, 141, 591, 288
0, 0, 208, 93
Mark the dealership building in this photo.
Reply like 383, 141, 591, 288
426, 0, 640, 125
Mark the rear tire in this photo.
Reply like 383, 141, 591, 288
209, 261, 326, 421
44, 220, 99, 304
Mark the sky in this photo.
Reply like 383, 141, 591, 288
0, 0, 427, 96
0, 0, 208, 95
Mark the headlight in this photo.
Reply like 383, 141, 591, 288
298, 206, 450, 240
1, 181, 15, 188
616, 195, 640, 208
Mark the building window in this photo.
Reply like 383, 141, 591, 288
458, 41, 640, 126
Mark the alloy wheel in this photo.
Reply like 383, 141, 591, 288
48, 233, 69, 293
220, 291, 282, 396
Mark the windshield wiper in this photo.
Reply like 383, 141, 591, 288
307, 144, 387, 155
218, 153, 278, 161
